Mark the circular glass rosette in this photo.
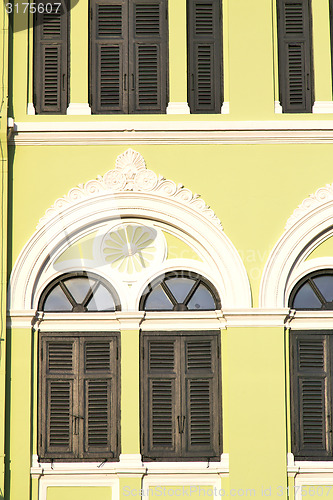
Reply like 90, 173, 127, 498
102, 224, 166, 275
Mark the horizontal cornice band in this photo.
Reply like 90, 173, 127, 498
9, 120, 333, 145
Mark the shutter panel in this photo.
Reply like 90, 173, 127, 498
187, 0, 223, 113
34, 0, 69, 114
183, 336, 221, 458
90, 0, 128, 113
129, 0, 168, 113
142, 335, 179, 458
277, 0, 313, 113
291, 333, 331, 458
39, 337, 77, 459
82, 338, 117, 458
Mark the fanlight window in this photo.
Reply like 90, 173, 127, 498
140, 271, 220, 311
38, 272, 120, 312
289, 271, 333, 310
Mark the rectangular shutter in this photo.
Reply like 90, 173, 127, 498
291, 333, 331, 458
81, 338, 118, 458
183, 335, 221, 458
141, 335, 179, 458
90, 0, 128, 113
129, 0, 168, 113
277, 0, 313, 112
187, 0, 223, 113
39, 337, 77, 459
34, 0, 69, 114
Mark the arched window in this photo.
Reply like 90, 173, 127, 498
139, 271, 221, 311
289, 270, 333, 460
37, 272, 120, 461
139, 271, 222, 461
38, 272, 120, 312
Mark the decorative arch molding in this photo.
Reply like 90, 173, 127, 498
260, 188, 333, 308
9, 150, 251, 311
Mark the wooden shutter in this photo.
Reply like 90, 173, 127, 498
129, 0, 168, 113
141, 335, 179, 458
183, 336, 221, 458
39, 337, 77, 459
291, 333, 331, 458
277, 0, 313, 113
82, 338, 118, 458
141, 332, 222, 460
34, 0, 69, 114
187, 0, 222, 113
90, 0, 128, 113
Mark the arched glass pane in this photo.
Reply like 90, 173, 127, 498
187, 283, 216, 310
65, 277, 95, 304
166, 278, 194, 303
86, 284, 116, 311
43, 285, 73, 312
313, 275, 333, 303
292, 282, 323, 309
144, 284, 174, 310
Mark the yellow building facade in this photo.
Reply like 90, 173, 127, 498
3, 1, 333, 500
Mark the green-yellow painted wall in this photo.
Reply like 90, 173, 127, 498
46, 486, 112, 500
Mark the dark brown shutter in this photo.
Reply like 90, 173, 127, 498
34, 0, 69, 114
82, 339, 117, 458
183, 337, 221, 457
277, 0, 313, 113
291, 333, 331, 458
129, 0, 168, 113
187, 0, 222, 113
90, 0, 128, 113
142, 336, 179, 458
39, 337, 77, 459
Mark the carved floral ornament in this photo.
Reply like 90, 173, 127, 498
285, 183, 333, 230
37, 149, 222, 230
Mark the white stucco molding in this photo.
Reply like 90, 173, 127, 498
9, 149, 251, 311
260, 186, 333, 308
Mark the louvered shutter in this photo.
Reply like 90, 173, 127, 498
183, 336, 221, 457
129, 0, 168, 113
187, 0, 222, 113
291, 333, 331, 458
34, 0, 69, 114
39, 337, 77, 459
142, 335, 179, 458
277, 0, 313, 113
81, 338, 117, 458
90, 0, 128, 113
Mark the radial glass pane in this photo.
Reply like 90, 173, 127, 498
312, 275, 333, 303
187, 283, 216, 310
292, 282, 323, 309
43, 285, 72, 311
86, 284, 116, 311
165, 277, 195, 303
65, 278, 95, 304
144, 284, 173, 310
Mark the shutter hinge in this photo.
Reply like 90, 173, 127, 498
41, 346, 43, 361
219, 432, 221, 446
116, 346, 119, 361
90, 7, 93, 20
165, 7, 168, 20
217, 348, 220, 359
40, 433, 42, 447
142, 432, 144, 446
142, 346, 144, 360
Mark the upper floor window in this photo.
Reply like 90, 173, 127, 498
289, 270, 333, 460
34, 0, 69, 114
89, 0, 168, 114
187, 0, 223, 113
276, 0, 314, 113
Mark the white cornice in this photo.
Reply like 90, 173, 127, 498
223, 308, 291, 327
287, 311, 333, 330
9, 120, 333, 145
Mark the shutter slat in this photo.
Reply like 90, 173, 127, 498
86, 380, 110, 447
186, 340, 212, 370
187, 0, 222, 113
85, 342, 110, 371
48, 342, 73, 371
151, 380, 174, 447
277, 0, 313, 112
48, 380, 72, 449
300, 379, 327, 448
188, 379, 211, 446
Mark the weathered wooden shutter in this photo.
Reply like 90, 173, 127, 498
277, 0, 313, 113
142, 336, 179, 458
129, 0, 168, 113
82, 339, 117, 458
291, 333, 331, 458
90, 0, 128, 113
183, 336, 221, 457
187, 0, 222, 113
39, 337, 77, 459
34, 0, 69, 114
